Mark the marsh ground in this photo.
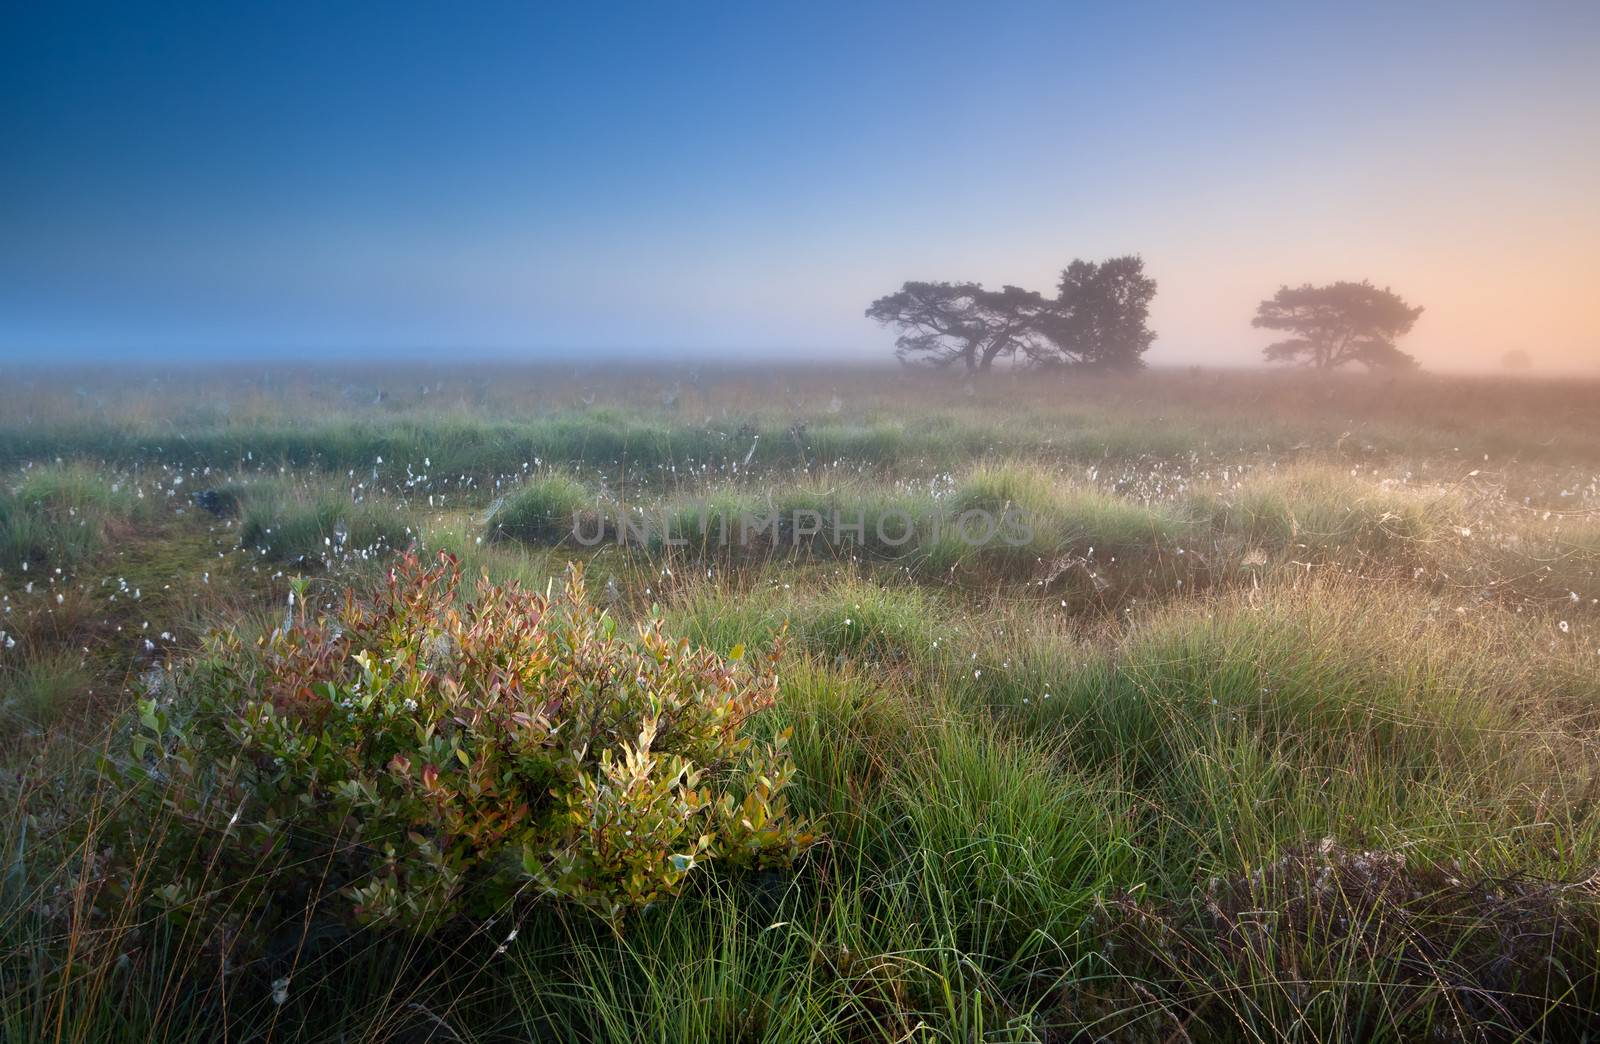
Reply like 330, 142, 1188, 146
2, 364, 1599, 1042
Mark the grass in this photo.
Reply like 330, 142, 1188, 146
485, 470, 592, 544
7, 366, 1600, 472
238, 490, 417, 564
0, 465, 143, 570
0, 650, 93, 734
1, 364, 1598, 1041
486, 465, 1195, 595
1192, 465, 1462, 559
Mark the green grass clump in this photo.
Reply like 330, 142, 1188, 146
659, 490, 761, 550
886, 722, 1134, 955
952, 463, 1185, 560
948, 463, 1064, 520
1193, 466, 1459, 560
513, 465, 1193, 589
665, 572, 943, 665
487, 471, 592, 545
790, 579, 941, 663
665, 577, 787, 654
959, 574, 1597, 878
0, 650, 92, 734
0, 466, 141, 570
238, 494, 413, 563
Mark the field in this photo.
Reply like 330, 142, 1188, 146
2, 364, 1599, 1042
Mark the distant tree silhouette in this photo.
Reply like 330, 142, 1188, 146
1253, 281, 1421, 371
1039, 256, 1157, 370
864, 282, 1052, 372
1502, 349, 1532, 371
867, 256, 1157, 372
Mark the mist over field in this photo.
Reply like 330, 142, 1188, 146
5, 3, 1599, 373
5, 3, 1600, 1041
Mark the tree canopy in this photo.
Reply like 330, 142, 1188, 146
862, 282, 1053, 372
1253, 281, 1422, 371
1041, 256, 1158, 370
866, 257, 1156, 373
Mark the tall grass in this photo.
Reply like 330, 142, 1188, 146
0, 650, 93, 734
0, 466, 143, 570
1192, 466, 1461, 559
238, 490, 416, 564
485, 471, 591, 544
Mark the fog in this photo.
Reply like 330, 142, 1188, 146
3, 3, 1597, 373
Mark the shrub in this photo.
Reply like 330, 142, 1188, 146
106, 553, 813, 949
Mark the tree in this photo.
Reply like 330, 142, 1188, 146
864, 282, 1052, 373
1039, 256, 1157, 370
867, 256, 1157, 372
1253, 281, 1422, 371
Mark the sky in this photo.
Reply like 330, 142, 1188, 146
3, 1, 1598, 371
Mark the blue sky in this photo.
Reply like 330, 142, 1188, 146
3, 1, 1597, 368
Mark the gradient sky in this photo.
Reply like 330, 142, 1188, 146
3, 1, 1598, 370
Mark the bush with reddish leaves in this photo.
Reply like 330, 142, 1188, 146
106, 553, 813, 944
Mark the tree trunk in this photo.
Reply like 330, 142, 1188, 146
978, 339, 1008, 371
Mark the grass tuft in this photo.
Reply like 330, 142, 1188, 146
487, 471, 592, 545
